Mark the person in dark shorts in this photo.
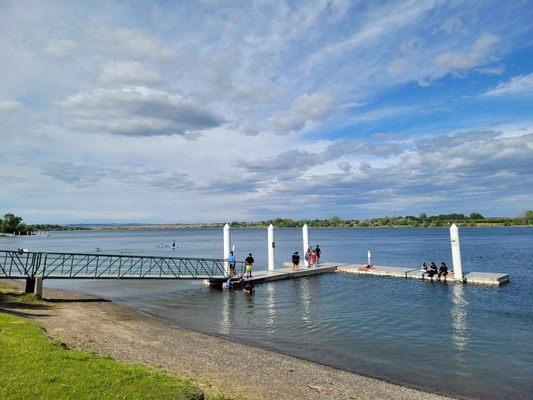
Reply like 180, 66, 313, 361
245, 253, 254, 278
292, 251, 300, 271
315, 245, 321, 264
229, 251, 236, 276
438, 262, 448, 279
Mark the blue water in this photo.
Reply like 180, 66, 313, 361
2, 227, 532, 399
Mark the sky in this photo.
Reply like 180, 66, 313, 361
1, 0, 532, 224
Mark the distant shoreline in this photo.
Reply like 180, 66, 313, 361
70, 223, 533, 231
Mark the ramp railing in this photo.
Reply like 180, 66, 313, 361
0, 250, 243, 280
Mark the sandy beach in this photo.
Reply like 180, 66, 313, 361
0, 280, 456, 400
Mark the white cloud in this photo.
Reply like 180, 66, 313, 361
434, 33, 500, 73
98, 61, 160, 84
0, 99, 21, 111
483, 73, 533, 96
476, 65, 505, 75
268, 92, 335, 133
88, 27, 176, 59
43, 38, 76, 57
59, 87, 224, 136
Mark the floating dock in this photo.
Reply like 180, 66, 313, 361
212, 262, 509, 287
337, 264, 509, 286
211, 262, 343, 287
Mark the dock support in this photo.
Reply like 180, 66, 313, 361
34, 276, 43, 298
302, 224, 309, 265
450, 223, 464, 282
24, 278, 35, 293
268, 224, 275, 271
223, 223, 231, 275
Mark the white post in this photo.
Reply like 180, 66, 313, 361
302, 224, 309, 265
268, 224, 275, 271
223, 223, 231, 275
367, 250, 372, 266
450, 223, 463, 282
34, 276, 43, 298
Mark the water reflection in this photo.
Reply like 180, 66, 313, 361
451, 283, 469, 351
451, 283, 470, 379
300, 278, 312, 329
266, 283, 276, 334
220, 290, 232, 335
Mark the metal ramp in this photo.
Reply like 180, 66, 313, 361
0, 250, 238, 285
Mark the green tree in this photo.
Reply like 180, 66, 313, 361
525, 210, 533, 224
329, 216, 342, 227
2, 213, 23, 233
469, 212, 484, 219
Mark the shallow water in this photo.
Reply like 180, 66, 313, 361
3, 227, 532, 399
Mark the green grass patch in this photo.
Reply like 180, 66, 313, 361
0, 311, 204, 399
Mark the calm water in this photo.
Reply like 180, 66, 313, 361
2, 228, 532, 399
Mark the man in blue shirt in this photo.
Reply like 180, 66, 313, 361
229, 251, 236, 276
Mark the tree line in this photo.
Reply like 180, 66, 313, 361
0, 213, 87, 235
230, 211, 533, 228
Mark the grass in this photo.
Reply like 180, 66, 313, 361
0, 312, 205, 400
0, 283, 216, 400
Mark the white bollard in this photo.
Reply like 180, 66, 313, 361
450, 223, 464, 282
367, 250, 372, 266
223, 223, 231, 275
268, 224, 275, 271
302, 224, 309, 265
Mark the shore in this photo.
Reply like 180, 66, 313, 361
1, 281, 453, 400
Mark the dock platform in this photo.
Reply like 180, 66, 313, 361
338, 264, 509, 285
211, 262, 343, 287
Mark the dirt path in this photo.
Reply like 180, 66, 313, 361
1, 282, 453, 400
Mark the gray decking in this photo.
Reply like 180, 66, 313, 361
337, 264, 509, 285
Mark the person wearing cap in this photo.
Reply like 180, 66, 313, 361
245, 253, 254, 278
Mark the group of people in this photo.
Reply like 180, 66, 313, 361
421, 262, 448, 278
292, 245, 321, 271
228, 251, 254, 278
226, 251, 254, 294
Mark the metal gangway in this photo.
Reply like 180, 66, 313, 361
0, 249, 243, 292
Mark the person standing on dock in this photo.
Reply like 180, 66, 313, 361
292, 251, 300, 271
305, 248, 312, 268
229, 251, 236, 277
315, 245, 321, 264
245, 253, 254, 278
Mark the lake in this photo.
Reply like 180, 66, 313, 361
2, 227, 532, 399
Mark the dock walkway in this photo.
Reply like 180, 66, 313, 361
212, 262, 343, 287
338, 264, 509, 285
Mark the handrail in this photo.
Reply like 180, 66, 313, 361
0, 249, 245, 280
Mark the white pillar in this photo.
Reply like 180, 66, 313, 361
450, 223, 463, 282
34, 276, 43, 298
302, 224, 309, 264
268, 224, 275, 271
223, 223, 231, 275
367, 250, 372, 266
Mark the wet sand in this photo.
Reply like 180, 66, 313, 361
1, 281, 454, 400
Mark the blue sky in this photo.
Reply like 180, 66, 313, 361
0, 0, 532, 223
